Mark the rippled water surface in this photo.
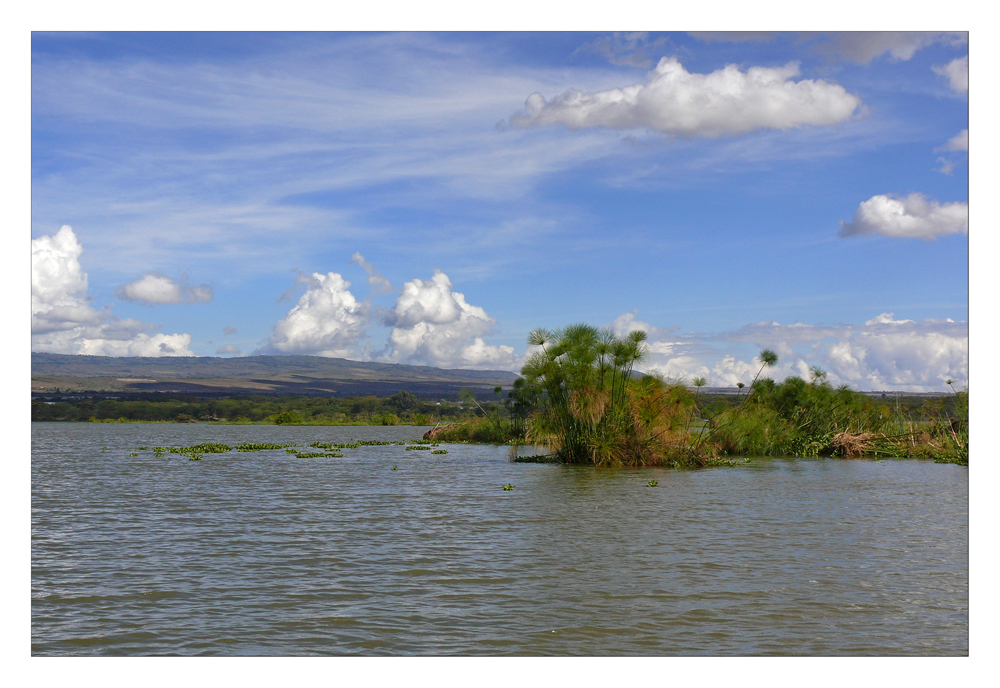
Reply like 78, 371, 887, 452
32, 423, 968, 656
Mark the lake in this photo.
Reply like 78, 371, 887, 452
31, 422, 968, 656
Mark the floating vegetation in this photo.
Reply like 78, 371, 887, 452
309, 440, 396, 451
168, 443, 232, 454
136, 446, 147, 450
129, 452, 138, 457
135, 435, 455, 464
236, 442, 289, 452
405, 445, 431, 451
502, 483, 515, 491
705, 457, 751, 467
512, 454, 561, 464
647, 479, 658, 487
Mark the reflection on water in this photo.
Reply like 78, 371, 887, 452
32, 423, 968, 655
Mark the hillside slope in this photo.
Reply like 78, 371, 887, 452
31, 353, 518, 398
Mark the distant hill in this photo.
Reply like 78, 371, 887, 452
31, 353, 519, 399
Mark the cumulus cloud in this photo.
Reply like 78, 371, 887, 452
216, 344, 241, 355
350, 252, 393, 294
811, 32, 967, 64
31, 225, 101, 335
262, 272, 367, 357
383, 270, 518, 370
621, 311, 967, 393
839, 193, 968, 239
941, 129, 969, 152
506, 57, 861, 138
934, 56, 969, 94
935, 129, 968, 175
116, 272, 213, 304
31, 225, 194, 356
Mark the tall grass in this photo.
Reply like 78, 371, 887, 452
701, 371, 968, 464
517, 324, 705, 467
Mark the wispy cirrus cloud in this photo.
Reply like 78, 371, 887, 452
809, 32, 967, 64
573, 32, 669, 68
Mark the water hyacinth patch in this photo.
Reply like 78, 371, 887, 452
236, 442, 290, 452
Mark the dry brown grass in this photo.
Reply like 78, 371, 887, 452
831, 431, 876, 457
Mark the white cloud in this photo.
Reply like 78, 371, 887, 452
31, 226, 194, 356
33, 326, 194, 357
622, 311, 967, 392
935, 130, 968, 175
384, 270, 518, 370
839, 193, 968, 239
216, 344, 241, 355
941, 129, 969, 152
934, 56, 969, 94
350, 252, 393, 294
506, 57, 861, 137
31, 225, 101, 335
116, 272, 213, 304
262, 272, 367, 357
811, 32, 967, 64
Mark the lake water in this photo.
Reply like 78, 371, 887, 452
31, 423, 968, 656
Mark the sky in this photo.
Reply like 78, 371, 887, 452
30, 30, 970, 392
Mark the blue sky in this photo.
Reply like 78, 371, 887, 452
30, 31, 969, 391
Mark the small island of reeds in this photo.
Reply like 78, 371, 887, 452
428, 324, 968, 467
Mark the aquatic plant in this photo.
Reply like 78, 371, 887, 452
236, 442, 289, 452
502, 483, 515, 491
431, 449, 448, 454
518, 324, 703, 467
168, 443, 232, 454
741, 348, 778, 406
391, 465, 398, 470
699, 374, 969, 464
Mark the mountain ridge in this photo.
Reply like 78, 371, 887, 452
31, 352, 519, 398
